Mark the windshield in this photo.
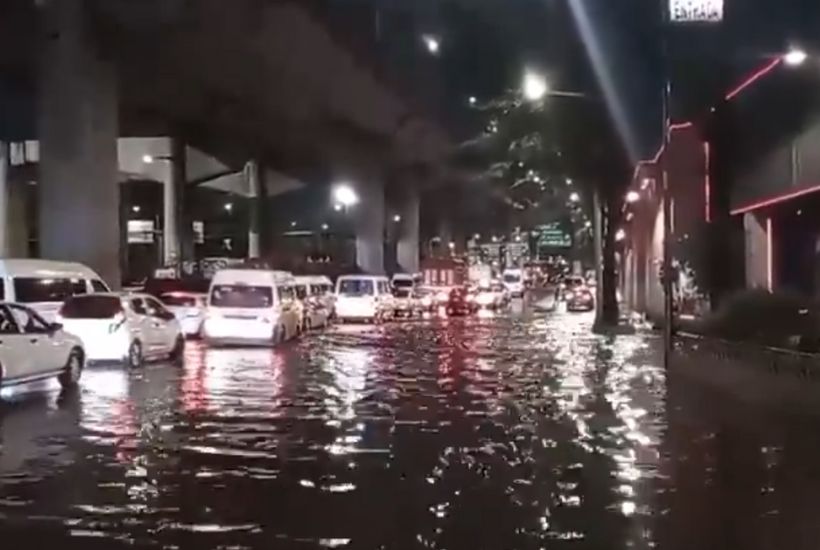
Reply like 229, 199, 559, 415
160, 294, 199, 307
14, 277, 87, 303
60, 295, 122, 319
393, 279, 413, 289
338, 280, 374, 296
503, 273, 521, 283
210, 285, 273, 308
394, 289, 412, 298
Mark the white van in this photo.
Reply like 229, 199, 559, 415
293, 275, 334, 330
335, 275, 394, 322
0, 259, 110, 321
203, 269, 300, 346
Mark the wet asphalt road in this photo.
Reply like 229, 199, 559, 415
2, 303, 820, 549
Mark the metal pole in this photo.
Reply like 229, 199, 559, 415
661, 3, 674, 367
593, 188, 604, 324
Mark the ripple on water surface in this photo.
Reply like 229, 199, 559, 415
0, 309, 816, 549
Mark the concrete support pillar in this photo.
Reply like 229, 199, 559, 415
354, 179, 385, 274
396, 185, 420, 273
163, 168, 178, 267
744, 212, 770, 290
0, 142, 9, 256
39, 0, 120, 286
247, 160, 261, 259
172, 138, 195, 269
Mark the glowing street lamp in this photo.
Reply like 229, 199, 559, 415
422, 34, 441, 55
142, 154, 155, 164
784, 48, 808, 67
224, 202, 233, 213
468, 96, 477, 106
625, 190, 641, 203
393, 214, 402, 223
522, 70, 548, 102
569, 192, 581, 203
615, 228, 627, 242
332, 184, 359, 208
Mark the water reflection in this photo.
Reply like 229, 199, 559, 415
0, 314, 819, 548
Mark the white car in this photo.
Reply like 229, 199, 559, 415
502, 268, 525, 298
293, 276, 333, 330
203, 269, 301, 346
0, 303, 84, 391
335, 275, 395, 322
475, 281, 509, 309
160, 292, 207, 338
58, 293, 185, 368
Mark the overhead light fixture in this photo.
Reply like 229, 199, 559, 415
522, 70, 548, 102
141, 155, 154, 164
784, 48, 808, 67
626, 191, 641, 203
332, 184, 359, 207
422, 34, 441, 55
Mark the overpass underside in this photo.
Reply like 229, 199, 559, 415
0, 0, 448, 284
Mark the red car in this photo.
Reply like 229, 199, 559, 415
567, 286, 595, 312
446, 287, 476, 316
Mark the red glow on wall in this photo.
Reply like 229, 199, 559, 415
725, 58, 783, 101
730, 183, 820, 215
704, 142, 711, 222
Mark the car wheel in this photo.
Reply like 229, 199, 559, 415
58, 348, 84, 389
127, 340, 144, 369
170, 336, 185, 365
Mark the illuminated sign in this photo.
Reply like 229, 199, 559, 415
669, 0, 723, 22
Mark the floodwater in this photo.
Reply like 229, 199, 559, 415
1, 305, 819, 549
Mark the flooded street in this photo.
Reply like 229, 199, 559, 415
1, 306, 820, 549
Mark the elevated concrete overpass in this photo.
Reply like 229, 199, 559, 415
0, 0, 451, 285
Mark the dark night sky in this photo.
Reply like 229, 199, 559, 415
324, 0, 820, 163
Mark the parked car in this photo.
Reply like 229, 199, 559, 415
561, 275, 586, 301
0, 259, 110, 322
392, 287, 421, 318
445, 287, 476, 316
293, 276, 332, 330
567, 286, 595, 312
502, 268, 525, 298
391, 273, 421, 292
475, 280, 508, 309
0, 303, 84, 391
294, 275, 335, 316
203, 269, 301, 346
58, 293, 184, 368
160, 292, 207, 338
335, 275, 395, 323
415, 286, 437, 313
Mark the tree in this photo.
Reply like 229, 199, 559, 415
457, 88, 631, 326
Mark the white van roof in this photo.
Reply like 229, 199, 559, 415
294, 275, 333, 285
337, 274, 389, 282
211, 269, 294, 286
0, 259, 103, 280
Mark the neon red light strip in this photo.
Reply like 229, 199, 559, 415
766, 217, 773, 291
725, 58, 782, 101
730, 183, 820, 215
703, 142, 711, 222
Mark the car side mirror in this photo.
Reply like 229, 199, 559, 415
49, 322, 63, 333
